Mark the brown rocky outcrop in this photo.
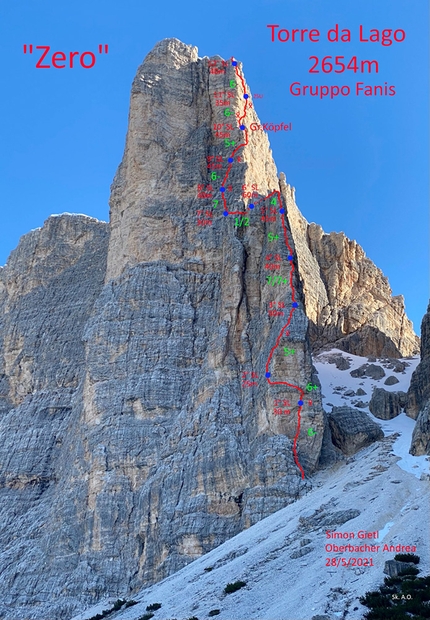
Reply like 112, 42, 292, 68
283, 187, 419, 357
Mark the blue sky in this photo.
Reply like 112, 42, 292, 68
0, 0, 428, 332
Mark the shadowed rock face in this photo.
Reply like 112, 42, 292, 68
410, 402, 430, 456
0, 214, 110, 619
407, 303, 430, 420
0, 215, 109, 410
328, 406, 384, 455
369, 388, 407, 420
408, 303, 430, 454
0, 38, 419, 620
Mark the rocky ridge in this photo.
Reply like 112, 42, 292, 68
283, 191, 419, 357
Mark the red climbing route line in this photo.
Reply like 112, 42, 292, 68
220, 67, 249, 212
216, 59, 306, 480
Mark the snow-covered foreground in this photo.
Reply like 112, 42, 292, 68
73, 351, 429, 620
314, 349, 426, 478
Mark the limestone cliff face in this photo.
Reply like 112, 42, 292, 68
0, 38, 419, 620
0, 215, 108, 409
0, 40, 327, 620
408, 303, 430, 454
80, 34, 323, 594
107, 40, 280, 281
283, 185, 419, 357
0, 215, 109, 619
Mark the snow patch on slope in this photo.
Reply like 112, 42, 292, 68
72, 350, 429, 620
73, 448, 429, 620
314, 349, 426, 478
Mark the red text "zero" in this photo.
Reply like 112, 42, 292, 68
23, 44, 109, 68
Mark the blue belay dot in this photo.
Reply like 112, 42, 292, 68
298, 400, 304, 406
243, 94, 249, 99
240, 125, 246, 130
249, 204, 255, 209
220, 187, 225, 192
223, 211, 229, 216
288, 255, 293, 261
228, 157, 234, 163
232, 60, 237, 66
292, 302, 298, 308
265, 372, 271, 378
280, 208, 285, 214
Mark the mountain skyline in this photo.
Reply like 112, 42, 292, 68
1, 0, 428, 332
